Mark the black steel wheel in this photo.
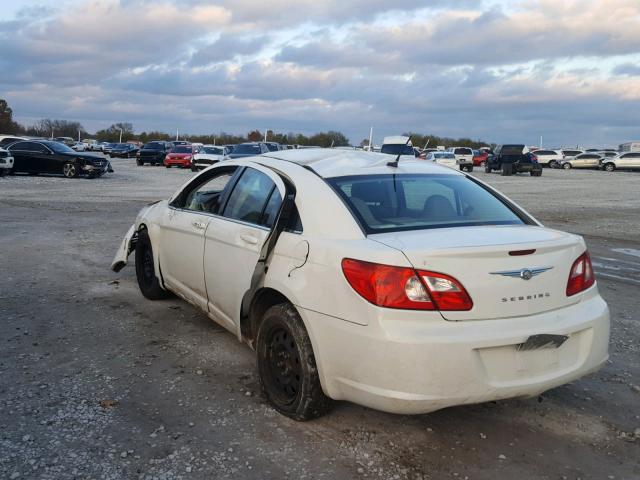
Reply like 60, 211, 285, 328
134, 229, 170, 300
257, 304, 331, 421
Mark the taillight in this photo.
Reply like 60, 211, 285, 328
341, 259, 472, 311
566, 252, 595, 296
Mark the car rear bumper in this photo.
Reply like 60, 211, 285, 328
302, 289, 609, 414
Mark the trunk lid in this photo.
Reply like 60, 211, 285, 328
370, 225, 585, 321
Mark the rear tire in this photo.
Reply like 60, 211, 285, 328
165, 165, 170, 168
257, 304, 332, 421
135, 229, 170, 300
136, 160, 143, 166
604, 163, 615, 172
484, 164, 492, 173
563, 163, 572, 170
501, 163, 512, 176
467, 165, 473, 173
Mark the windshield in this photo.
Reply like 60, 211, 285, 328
143, 142, 164, 150
172, 146, 192, 153
113, 143, 128, 149
265, 143, 280, 152
202, 147, 223, 155
381, 144, 415, 156
47, 141, 75, 154
233, 144, 262, 154
435, 153, 455, 159
328, 174, 525, 234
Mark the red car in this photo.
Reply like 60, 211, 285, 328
164, 145, 194, 168
472, 150, 489, 166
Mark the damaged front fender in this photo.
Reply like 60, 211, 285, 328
111, 224, 136, 272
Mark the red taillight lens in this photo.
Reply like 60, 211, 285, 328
566, 252, 595, 296
417, 270, 473, 311
341, 259, 472, 311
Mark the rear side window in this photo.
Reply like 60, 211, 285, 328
223, 168, 276, 226
328, 174, 526, 234
381, 144, 415, 156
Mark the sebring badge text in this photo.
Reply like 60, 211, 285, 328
502, 293, 551, 303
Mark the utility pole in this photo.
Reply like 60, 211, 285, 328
176, 129, 179, 141
540, 135, 543, 149
264, 129, 267, 142
118, 128, 123, 143
78, 129, 81, 142
368, 127, 373, 151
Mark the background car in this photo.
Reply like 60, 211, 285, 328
137, 141, 171, 166
426, 151, 457, 168
8, 140, 111, 178
0, 147, 14, 176
102, 143, 117, 155
560, 149, 584, 159
380, 136, 417, 157
560, 153, 602, 169
191, 145, 229, 171
71, 141, 86, 152
601, 152, 640, 172
472, 149, 489, 167
110, 143, 139, 158
164, 144, 195, 168
0, 135, 27, 148
228, 142, 270, 159
531, 149, 563, 168
448, 147, 474, 171
486, 144, 542, 176
265, 142, 282, 152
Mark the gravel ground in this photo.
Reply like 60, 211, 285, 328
0, 157, 639, 480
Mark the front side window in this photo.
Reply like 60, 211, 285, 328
223, 168, 276, 225
180, 168, 238, 213
328, 174, 526, 234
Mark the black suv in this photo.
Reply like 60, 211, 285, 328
485, 144, 542, 176
137, 141, 170, 166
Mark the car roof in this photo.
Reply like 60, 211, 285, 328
261, 148, 462, 178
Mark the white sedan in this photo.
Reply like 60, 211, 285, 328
112, 150, 609, 420
426, 151, 457, 168
191, 145, 229, 171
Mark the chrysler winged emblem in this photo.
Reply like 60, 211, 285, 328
490, 266, 553, 280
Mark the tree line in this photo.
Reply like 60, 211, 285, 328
1, 98, 492, 149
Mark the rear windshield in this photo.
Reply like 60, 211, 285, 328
328, 174, 525, 234
172, 146, 192, 153
234, 144, 262, 154
454, 148, 472, 155
381, 144, 415, 156
499, 145, 525, 155
144, 142, 164, 150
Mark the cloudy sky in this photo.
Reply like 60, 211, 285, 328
1, 0, 639, 147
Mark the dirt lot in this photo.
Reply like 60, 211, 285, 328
1, 158, 639, 480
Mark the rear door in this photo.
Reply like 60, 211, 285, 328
203, 165, 286, 332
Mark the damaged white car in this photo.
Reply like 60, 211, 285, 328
112, 149, 609, 420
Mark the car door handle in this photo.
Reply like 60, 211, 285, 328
240, 234, 258, 245
192, 221, 206, 230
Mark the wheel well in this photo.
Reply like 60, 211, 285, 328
242, 288, 290, 348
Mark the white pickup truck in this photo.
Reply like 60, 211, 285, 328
448, 147, 474, 172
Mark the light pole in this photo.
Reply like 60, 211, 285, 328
118, 128, 123, 144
